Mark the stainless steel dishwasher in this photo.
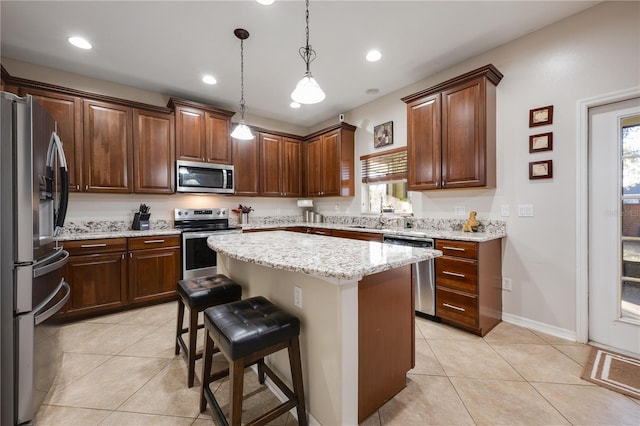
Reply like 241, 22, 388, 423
383, 234, 437, 318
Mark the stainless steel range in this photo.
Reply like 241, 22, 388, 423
174, 208, 241, 279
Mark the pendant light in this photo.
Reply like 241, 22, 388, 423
291, 0, 325, 104
230, 28, 255, 140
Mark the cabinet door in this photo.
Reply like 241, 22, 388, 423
259, 133, 283, 196
320, 130, 341, 196
205, 112, 232, 164
282, 137, 303, 197
306, 136, 323, 196
232, 136, 260, 196
441, 78, 485, 188
128, 247, 180, 304
22, 89, 83, 192
175, 106, 206, 161
83, 100, 133, 193
65, 252, 127, 315
407, 93, 441, 190
133, 109, 175, 193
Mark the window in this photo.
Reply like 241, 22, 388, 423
360, 147, 412, 214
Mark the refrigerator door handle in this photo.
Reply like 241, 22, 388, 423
34, 279, 70, 325
46, 131, 69, 233
33, 248, 68, 278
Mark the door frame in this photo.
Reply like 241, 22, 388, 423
576, 86, 640, 344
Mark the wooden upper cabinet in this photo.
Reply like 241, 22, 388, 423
83, 99, 133, 193
402, 64, 502, 191
259, 133, 283, 196
205, 112, 232, 164
19, 88, 84, 192
169, 98, 235, 165
259, 133, 303, 197
282, 137, 303, 197
174, 106, 205, 161
232, 136, 260, 196
305, 123, 355, 197
133, 109, 175, 194
407, 93, 441, 190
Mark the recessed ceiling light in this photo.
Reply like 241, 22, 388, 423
68, 36, 92, 50
202, 75, 217, 85
366, 49, 382, 62
256, 0, 275, 5
290, 101, 301, 109
366, 88, 380, 95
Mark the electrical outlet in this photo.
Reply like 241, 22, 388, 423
454, 206, 466, 216
502, 278, 512, 291
294, 286, 303, 308
517, 204, 534, 217
500, 204, 510, 217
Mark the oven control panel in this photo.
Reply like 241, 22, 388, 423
174, 208, 229, 220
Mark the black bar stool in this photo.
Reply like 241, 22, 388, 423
175, 274, 242, 387
200, 296, 307, 426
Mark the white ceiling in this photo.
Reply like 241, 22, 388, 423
1, 1, 599, 128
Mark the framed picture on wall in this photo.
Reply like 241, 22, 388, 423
529, 105, 554, 127
374, 121, 393, 148
529, 132, 553, 153
529, 160, 553, 179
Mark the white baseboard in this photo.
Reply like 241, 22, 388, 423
502, 312, 578, 342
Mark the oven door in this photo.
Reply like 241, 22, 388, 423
181, 230, 240, 280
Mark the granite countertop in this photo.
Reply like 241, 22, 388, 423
207, 230, 442, 282
56, 228, 182, 241
240, 222, 505, 242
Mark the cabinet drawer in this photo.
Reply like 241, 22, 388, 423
62, 238, 128, 255
436, 287, 478, 328
436, 240, 478, 259
436, 256, 478, 293
128, 235, 180, 250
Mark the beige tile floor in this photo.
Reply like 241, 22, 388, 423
37, 301, 640, 425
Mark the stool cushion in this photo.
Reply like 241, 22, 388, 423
204, 296, 300, 360
177, 275, 242, 310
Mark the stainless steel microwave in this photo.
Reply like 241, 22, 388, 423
176, 160, 234, 194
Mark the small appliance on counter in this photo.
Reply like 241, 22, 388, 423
297, 199, 315, 222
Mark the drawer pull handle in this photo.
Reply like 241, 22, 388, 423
144, 239, 165, 244
80, 243, 107, 248
442, 246, 465, 252
443, 303, 466, 312
443, 271, 466, 278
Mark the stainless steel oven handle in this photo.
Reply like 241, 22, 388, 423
182, 230, 242, 239
34, 279, 70, 325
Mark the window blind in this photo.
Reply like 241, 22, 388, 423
360, 147, 408, 183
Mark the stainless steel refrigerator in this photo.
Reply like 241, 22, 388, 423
1, 92, 71, 425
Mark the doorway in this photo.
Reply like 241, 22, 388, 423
588, 97, 640, 356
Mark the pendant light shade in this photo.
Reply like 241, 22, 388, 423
291, 0, 325, 105
231, 28, 254, 140
230, 120, 254, 140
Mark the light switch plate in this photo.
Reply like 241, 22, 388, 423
294, 286, 303, 309
454, 206, 466, 216
518, 204, 534, 217
501, 204, 510, 217
502, 278, 512, 291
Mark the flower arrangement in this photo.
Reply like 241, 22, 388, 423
232, 204, 254, 214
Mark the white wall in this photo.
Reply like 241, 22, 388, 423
333, 1, 640, 335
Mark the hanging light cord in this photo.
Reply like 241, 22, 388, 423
299, 0, 316, 73
239, 37, 247, 118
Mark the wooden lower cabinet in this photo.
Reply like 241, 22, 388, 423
128, 236, 180, 304
60, 235, 180, 319
435, 238, 502, 336
332, 229, 383, 242
63, 238, 128, 317
358, 265, 413, 422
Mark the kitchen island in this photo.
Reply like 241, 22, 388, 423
207, 230, 441, 425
